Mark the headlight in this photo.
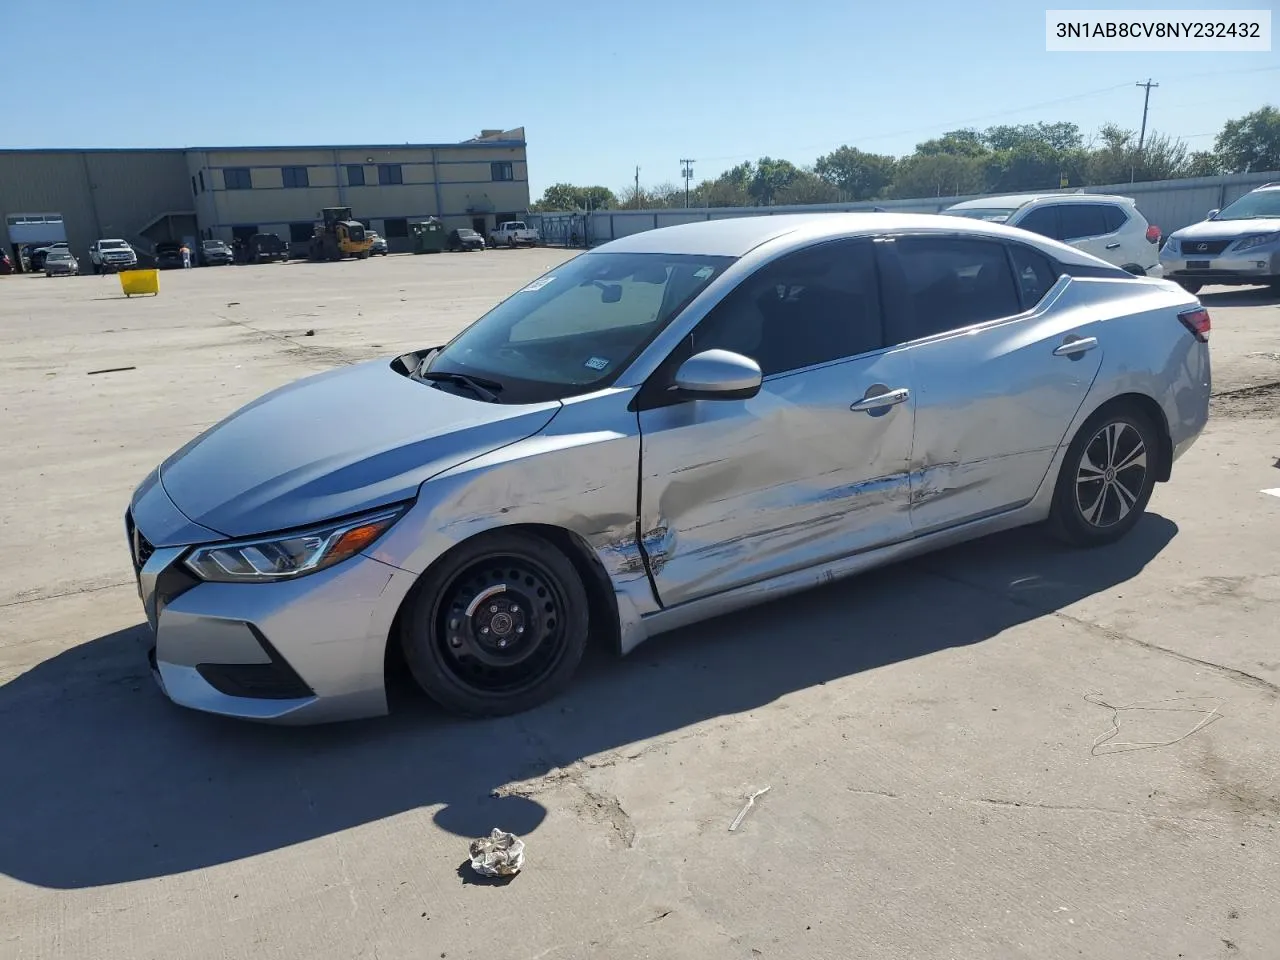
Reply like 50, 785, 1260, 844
184, 505, 408, 583
1234, 231, 1280, 252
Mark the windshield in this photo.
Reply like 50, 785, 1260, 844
423, 251, 734, 403
101, 240, 127, 249
942, 207, 1019, 223
49, 251, 72, 260
1213, 190, 1280, 220
459, 229, 478, 237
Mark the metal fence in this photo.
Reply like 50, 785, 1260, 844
528, 170, 1280, 248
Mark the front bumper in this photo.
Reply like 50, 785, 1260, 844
1160, 245, 1279, 285
128, 484, 415, 724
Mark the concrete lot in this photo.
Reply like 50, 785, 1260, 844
1, 253, 1279, 960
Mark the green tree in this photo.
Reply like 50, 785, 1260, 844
982, 121, 1083, 153
1186, 150, 1225, 177
813, 146, 896, 200
1085, 125, 1190, 184
532, 183, 615, 211
749, 157, 800, 205
774, 170, 842, 205
916, 129, 988, 158
1214, 105, 1280, 173
889, 153, 986, 198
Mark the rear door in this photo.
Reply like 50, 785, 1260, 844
1057, 202, 1118, 264
879, 235, 1105, 535
636, 238, 915, 606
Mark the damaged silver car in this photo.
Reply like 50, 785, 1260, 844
126, 212, 1211, 724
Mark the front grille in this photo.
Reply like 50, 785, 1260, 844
126, 510, 155, 572
1181, 239, 1232, 255
196, 662, 314, 700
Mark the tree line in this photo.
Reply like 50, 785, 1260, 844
531, 105, 1280, 212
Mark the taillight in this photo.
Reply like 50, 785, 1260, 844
1145, 224, 1161, 244
1178, 307, 1210, 343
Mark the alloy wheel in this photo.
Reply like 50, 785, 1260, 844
1074, 420, 1148, 528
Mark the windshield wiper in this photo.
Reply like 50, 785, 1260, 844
416, 370, 502, 402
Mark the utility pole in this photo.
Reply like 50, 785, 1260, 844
680, 158, 695, 208
1135, 78, 1159, 151
635, 166, 642, 209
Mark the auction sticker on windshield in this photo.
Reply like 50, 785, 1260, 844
520, 276, 556, 293
584, 356, 610, 371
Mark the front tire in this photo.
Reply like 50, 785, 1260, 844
1048, 403, 1160, 547
400, 531, 590, 717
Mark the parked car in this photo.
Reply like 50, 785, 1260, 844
1158, 181, 1280, 294
944, 193, 1162, 277
448, 227, 485, 252
126, 212, 1210, 725
367, 231, 389, 256
154, 242, 186, 270
488, 220, 540, 247
44, 249, 79, 276
27, 242, 68, 272
200, 239, 234, 266
0, 250, 12, 275
89, 238, 138, 274
239, 232, 288, 264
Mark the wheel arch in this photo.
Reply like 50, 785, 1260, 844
384, 522, 623, 685
1071, 391, 1173, 482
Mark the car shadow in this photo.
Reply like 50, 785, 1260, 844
1199, 285, 1280, 307
0, 515, 1176, 890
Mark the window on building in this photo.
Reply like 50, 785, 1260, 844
383, 218, 409, 238
378, 164, 403, 186
198, 170, 205, 192
282, 166, 310, 189
888, 237, 1021, 342
289, 222, 315, 244
224, 167, 253, 190
347, 164, 366, 187
491, 161, 514, 182
690, 239, 885, 376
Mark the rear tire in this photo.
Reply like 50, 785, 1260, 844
399, 530, 590, 718
1048, 402, 1160, 548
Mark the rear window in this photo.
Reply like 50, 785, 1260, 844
1101, 205, 1129, 233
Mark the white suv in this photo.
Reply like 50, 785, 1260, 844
944, 192, 1163, 277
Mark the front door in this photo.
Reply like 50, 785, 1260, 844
879, 235, 1105, 535
637, 238, 916, 607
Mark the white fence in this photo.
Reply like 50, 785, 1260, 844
529, 170, 1280, 248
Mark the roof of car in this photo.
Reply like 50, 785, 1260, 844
596, 211, 1109, 266
948, 192, 1137, 210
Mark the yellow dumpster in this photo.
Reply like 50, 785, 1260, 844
119, 269, 159, 297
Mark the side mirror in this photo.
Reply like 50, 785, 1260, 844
1206, 209, 1219, 220
673, 349, 762, 401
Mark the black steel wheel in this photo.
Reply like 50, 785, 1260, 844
400, 531, 590, 717
1048, 402, 1160, 547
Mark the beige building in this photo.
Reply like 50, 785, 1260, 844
0, 128, 529, 263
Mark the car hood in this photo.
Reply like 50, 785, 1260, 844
158, 359, 562, 538
1171, 217, 1280, 241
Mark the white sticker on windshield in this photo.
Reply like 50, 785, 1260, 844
520, 276, 555, 292
694, 266, 714, 279
584, 356, 610, 371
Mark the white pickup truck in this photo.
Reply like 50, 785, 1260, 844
488, 221, 540, 247
89, 239, 138, 274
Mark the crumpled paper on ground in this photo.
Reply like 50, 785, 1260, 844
468, 828, 525, 878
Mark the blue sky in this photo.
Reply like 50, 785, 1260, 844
4, 0, 1276, 198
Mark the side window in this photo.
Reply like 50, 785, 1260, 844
890, 237, 1021, 341
1015, 206, 1059, 240
689, 239, 884, 377
1101, 204, 1129, 233
1059, 204, 1109, 241
1009, 245, 1061, 308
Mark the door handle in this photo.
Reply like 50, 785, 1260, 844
851, 387, 910, 412
1105, 242, 1121, 249
1053, 336, 1098, 357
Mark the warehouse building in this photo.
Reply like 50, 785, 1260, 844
0, 127, 529, 264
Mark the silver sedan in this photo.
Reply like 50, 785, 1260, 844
126, 213, 1211, 724
44, 250, 79, 277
